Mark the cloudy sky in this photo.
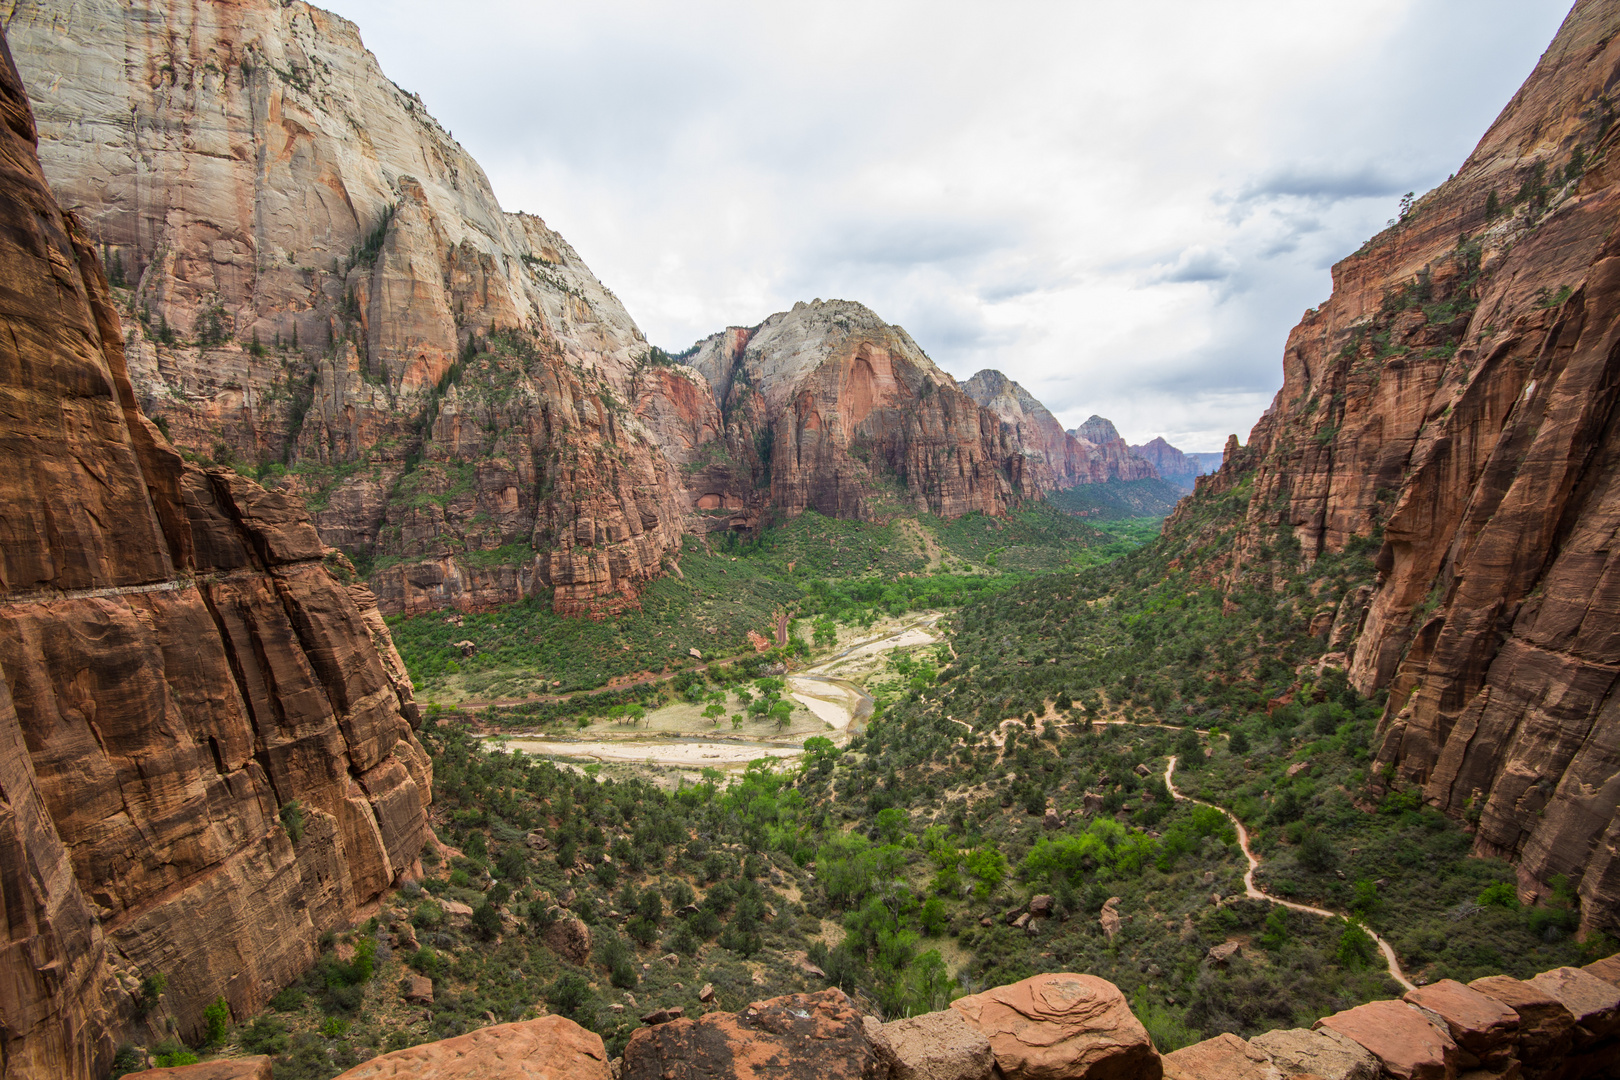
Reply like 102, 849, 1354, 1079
322, 0, 1570, 451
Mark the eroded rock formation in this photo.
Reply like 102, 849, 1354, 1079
3, 0, 687, 617
961, 370, 1159, 488
0, 26, 430, 1078
1181, 0, 1620, 929
1131, 436, 1206, 490
676, 301, 1045, 526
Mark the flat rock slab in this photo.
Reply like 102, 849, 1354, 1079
1405, 980, 1519, 1063
124, 1060, 274, 1080
1584, 954, 1620, 990
1528, 966, 1620, 1043
950, 973, 1161, 1080
622, 988, 885, 1080
331, 1016, 609, 1079
1469, 975, 1575, 1064
1249, 1027, 1379, 1080
1163, 1033, 1282, 1080
874, 1009, 995, 1080
1315, 1000, 1458, 1080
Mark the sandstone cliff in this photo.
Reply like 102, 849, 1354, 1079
677, 301, 1042, 526
0, 27, 431, 1078
1184, 0, 1620, 930
2, 0, 688, 617
1131, 436, 1204, 490
960, 369, 1162, 487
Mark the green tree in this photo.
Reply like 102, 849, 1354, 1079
203, 996, 230, 1046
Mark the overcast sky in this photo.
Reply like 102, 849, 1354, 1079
321, 0, 1571, 451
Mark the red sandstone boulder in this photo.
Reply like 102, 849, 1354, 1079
1315, 1000, 1459, 1080
1470, 975, 1575, 1066
545, 916, 593, 966
872, 1009, 996, 1080
1162, 1033, 1282, 1080
949, 973, 1162, 1080
330, 1015, 608, 1078
1582, 954, 1620, 990
621, 988, 886, 1080
1527, 967, 1620, 1044
124, 1060, 273, 1080
1248, 1027, 1379, 1080
1405, 980, 1520, 1066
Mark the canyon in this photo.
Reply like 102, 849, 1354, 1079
4, 0, 1620, 1077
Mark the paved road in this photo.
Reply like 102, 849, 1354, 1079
1165, 754, 1416, 992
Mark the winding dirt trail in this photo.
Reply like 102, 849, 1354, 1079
1164, 755, 1416, 992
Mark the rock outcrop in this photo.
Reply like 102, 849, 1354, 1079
620, 987, 888, 1080
328, 1015, 610, 1079
0, 25, 430, 1079
1175, 0, 1620, 926
948, 973, 1161, 1080
961, 370, 1159, 488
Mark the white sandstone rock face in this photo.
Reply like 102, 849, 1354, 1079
6, 0, 690, 616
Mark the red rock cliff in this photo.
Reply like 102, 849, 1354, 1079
0, 27, 431, 1078
961, 369, 1162, 488
1189, 0, 1620, 930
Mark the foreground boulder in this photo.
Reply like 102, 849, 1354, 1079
331, 1016, 609, 1079
1247, 1027, 1379, 1080
124, 1061, 273, 1080
870, 1009, 996, 1080
1405, 980, 1519, 1067
1470, 975, 1576, 1067
1162, 1033, 1281, 1080
1528, 967, 1620, 1045
621, 988, 886, 1080
949, 973, 1161, 1080
1315, 1000, 1458, 1080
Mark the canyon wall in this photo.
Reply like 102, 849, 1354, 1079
961, 369, 1161, 488
0, 27, 431, 1077
678, 301, 1044, 527
1, 0, 688, 617
1189, 0, 1620, 930
1132, 436, 1204, 490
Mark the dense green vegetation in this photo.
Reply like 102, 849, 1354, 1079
1048, 478, 1187, 520
155, 466, 1612, 1079
389, 505, 1121, 702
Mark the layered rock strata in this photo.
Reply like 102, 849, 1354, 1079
675, 301, 1044, 527
961, 370, 1160, 488
3, 0, 686, 616
1181, 0, 1620, 927
0, 27, 430, 1079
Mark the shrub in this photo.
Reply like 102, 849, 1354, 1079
203, 995, 229, 1045
471, 902, 502, 941
279, 801, 305, 844
150, 1039, 197, 1068
239, 1015, 290, 1055
546, 973, 593, 1019
1477, 882, 1519, 909
1336, 919, 1378, 969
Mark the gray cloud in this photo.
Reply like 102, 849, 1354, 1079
322, 0, 1573, 451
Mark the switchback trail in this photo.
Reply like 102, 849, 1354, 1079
1164, 755, 1416, 992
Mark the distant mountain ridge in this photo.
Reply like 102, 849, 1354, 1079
959, 372, 1159, 485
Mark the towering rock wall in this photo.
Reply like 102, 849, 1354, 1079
1131, 436, 1203, 488
961, 369, 1162, 487
0, 27, 431, 1077
1068, 415, 1159, 483
1189, 0, 1620, 929
2, 0, 688, 617
678, 301, 1042, 526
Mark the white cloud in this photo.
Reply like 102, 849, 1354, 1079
321, 0, 1571, 450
